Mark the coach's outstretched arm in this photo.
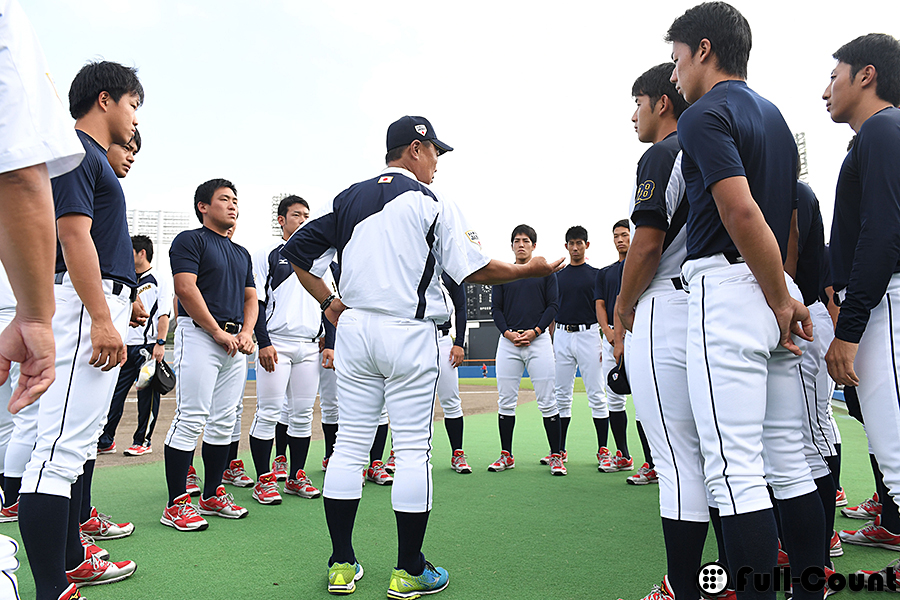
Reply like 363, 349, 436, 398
464, 256, 564, 285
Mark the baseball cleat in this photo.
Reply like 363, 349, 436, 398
80, 531, 109, 561
322, 456, 330, 472
835, 487, 848, 507
222, 459, 254, 487
387, 560, 449, 599
487, 451, 515, 472
57, 583, 83, 599
186, 465, 202, 496
637, 575, 675, 600
450, 450, 472, 474
597, 447, 612, 472
549, 453, 567, 476
366, 460, 393, 485
540, 450, 567, 465
123, 443, 151, 456
285, 469, 321, 498
627, 463, 659, 485
613, 450, 634, 471
385, 451, 396, 474
66, 553, 136, 587
0, 500, 18, 522
161, 493, 209, 531
854, 557, 900, 587
252, 472, 283, 505
839, 516, 900, 550
97, 442, 116, 455
198, 485, 249, 519
842, 492, 882, 519
830, 531, 844, 557
327, 561, 363, 595
272, 454, 288, 481
777, 539, 790, 568
81, 506, 134, 539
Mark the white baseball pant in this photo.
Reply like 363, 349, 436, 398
319, 360, 389, 427
495, 334, 557, 417
601, 338, 627, 412
252, 337, 320, 439
436, 333, 463, 419
554, 325, 607, 419
0, 534, 18, 599
798, 301, 839, 468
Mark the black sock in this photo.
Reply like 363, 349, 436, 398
871, 452, 880, 487
323, 423, 338, 459
443, 417, 464, 452
560, 416, 571, 452
777, 492, 826, 600
79, 459, 95, 524
769, 487, 783, 542
874, 455, 900, 534
227, 439, 239, 464
19, 492, 70, 600
288, 435, 311, 477
542, 413, 561, 455
498, 414, 515, 454
66, 476, 85, 570
275, 422, 289, 458
249, 435, 273, 480
2, 476, 20, 507
609, 410, 629, 459
709, 507, 730, 575
164, 444, 195, 504
202, 442, 232, 497
828, 444, 841, 490
593, 417, 609, 451
370, 424, 389, 465
721, 509, 778, 599
662, 518, 709, 600
396, 510, 429, 575
814, 474, 837, 564
324, 497, 359, 565
636, 421, 654, 469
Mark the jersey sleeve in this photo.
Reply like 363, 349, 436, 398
491, 284, 508, 332
52, 148, 98, 220
678, 104, 746, 191
631, 145, 674, 231
252, 246, 271, 302
281, 212, 338, 275
169, 232, 202, 276
442, 272, 467, 346
243, 250, 255, 289
432, 196, 491, 285
536, 274, 558, 333
594, 268, 607, 302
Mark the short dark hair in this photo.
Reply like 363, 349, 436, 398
194, 178, 236, 224
833, 34, 900, 107
511, 224, 537, 245
566, 225, 588, 243
277, 195, 309, 218
68, 61, 144, 120
665, 2, 752, 79
385, 139, 433, 165
632, 63, 690, 120
131, 128, 141, 153
613, 219, 630, 232
132, 234, 153, 262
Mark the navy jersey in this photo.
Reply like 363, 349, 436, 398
437, 272, 466, 347
556, 262, 600, 325
831, 107, 900, 343
491, 274, 558, 333
170, 227, 254, 324
52, 130, 136, 286
795, 181, 825, 307
594, 260, 624, 324
678, 81, 798, 261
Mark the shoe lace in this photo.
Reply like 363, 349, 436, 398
176, 501, 201, 519
80, 531, 96, 546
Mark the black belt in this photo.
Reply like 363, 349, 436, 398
723, 251, 745, 265
438, 329, 450, 337
194, 320, 241, 334
671, 277, 684, 291
560, 323, 592, 332
54, 272, 137, 301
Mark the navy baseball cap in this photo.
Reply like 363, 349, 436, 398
386, 116, 453, 155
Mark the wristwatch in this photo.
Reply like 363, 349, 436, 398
156, 338, 166, 346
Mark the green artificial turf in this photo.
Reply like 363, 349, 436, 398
2, 390, 886, 599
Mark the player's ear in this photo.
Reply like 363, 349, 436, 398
696, 38, 713, 64
657, 95, 670, 116
585, 241, 590, 249
857, 64, 878, 89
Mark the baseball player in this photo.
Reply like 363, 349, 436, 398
281, 116, 562, 597
668, 4, 825, 596
434, 272, 471, 473
823, 33, 900, 578
16, 60, 143, 599
162, 178, 257, 532
490, 225, 564, 476
250, 195, 329, 503
594, 221, 633, 472
551, 226, 605, 466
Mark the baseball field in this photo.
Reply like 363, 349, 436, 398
2, 380, 885, 599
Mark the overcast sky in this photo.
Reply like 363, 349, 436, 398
24, 0, 897, 271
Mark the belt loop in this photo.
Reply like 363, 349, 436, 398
54, 272, 65, 285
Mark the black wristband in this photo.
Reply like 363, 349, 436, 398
321, 293, 338, 311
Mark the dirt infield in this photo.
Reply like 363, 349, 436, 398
95, 382, 532, 468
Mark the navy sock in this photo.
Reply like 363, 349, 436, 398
19, 492, 70, 600
560, 416, 571, 452
826, 445, 841, 490
542, 413, 561, 455
814, 474, 837, 564
227, 439, 239, 464
249, 435, 273, 480
636, 421, 654, 468
873, 454, 900, 534
2, 476, 20, 508
164, 444, 194, 504
202, 442, 232, 497
609, 410, 629, 459
396, 510, 429, 575
498, 414, 515, 454
66, 477, 85, 570
275, 421, 289, 458
662, 518, 708, 600
79, 459, 95, 524
323, 423, 338, 459
709, 506, 730, 574
593, 417, 609, 451
370, 423, 389, 464
769, 487, 783, 542
288, 435, 311, 477
721, 509, 777, 599
443, 417, 463, 452
776, 492, 826, 600
324, 497, 359, 565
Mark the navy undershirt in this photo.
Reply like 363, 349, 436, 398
795, 180, 825, 307
556, 262, 599, 325
491, 273, 558, 333
594, 260, 624, 325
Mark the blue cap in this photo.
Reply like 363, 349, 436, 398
386, 116, 453, 155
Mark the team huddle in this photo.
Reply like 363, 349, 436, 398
1, 1, 900, 599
